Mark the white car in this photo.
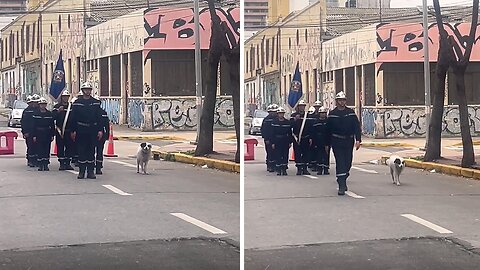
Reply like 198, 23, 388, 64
248, 110, 269, 135
7, 100, 28, 127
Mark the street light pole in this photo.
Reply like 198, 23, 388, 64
423, 0, 431, 150
194, 0, 203, 144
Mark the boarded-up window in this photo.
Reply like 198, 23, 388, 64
100, 57, 109, 96
130, 51, 143, 97
32, 23, 36, 52
110, 55, 121, 96
26, 25, 30, 53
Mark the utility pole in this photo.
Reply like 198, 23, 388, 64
194, 0, 203, 144
422, 0, 431, 149
82, 0, 87, 83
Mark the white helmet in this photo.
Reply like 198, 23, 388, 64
297, 100, 306, 106
319, 106, 328, 113
61, 90, 71, 96
26, 95, 33, 103
80, 82, 93, 89
277, 107, 286, 113
31, 94, 41, 102
267, 104, 278, 112
314, 100, 322, 107
335, 91, 347, 100
308, 106, 315, 113
38, 97, 48, 104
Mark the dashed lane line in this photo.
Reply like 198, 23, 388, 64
401, 214, 453, 234
65, 170, 79, 175
352, 166, 378, 174
304, 175, 318, 179
102, 184, 132, 196
170, 213, 227, 235
345, 191, 365, 199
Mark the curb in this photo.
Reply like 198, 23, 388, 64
380, 156, 480, 181
152, 150, 239, 173
114, 135, 187, 141
451, 141, 480, 147
362, 142, 416, 148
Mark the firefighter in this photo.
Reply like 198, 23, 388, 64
21, 94, 40, 167
307, 106, 318, 171
313, 100, 322, 116
290, 100, 313, 175
70, 82, 104, 179
325, 92, 361, 195
271, 107, 292, 176
261, 104, 278, 172
312, 106, 330, 175
52, 90, 75, 170
32, 98, 55, 171
95, 98, 110, 175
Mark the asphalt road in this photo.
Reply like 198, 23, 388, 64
0, 117, 239, 269
245, 140, 480, 269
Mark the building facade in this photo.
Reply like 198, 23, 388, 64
245, 0, 268, 30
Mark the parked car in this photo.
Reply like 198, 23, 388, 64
7, 100, 28, 127
248, 109, 269, 135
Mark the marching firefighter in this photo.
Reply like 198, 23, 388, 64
95, 100, 110, 175
313, 100, 322, 116
32, 98, 55, 171
312, 106, 330, 175
271, 107, 293, 176
21, 94, 40, 167
52, 90, 75, 170
70, 82, 104, 179
325, 92, 361, 195
307, 106, 318, 171
290, 100, 313, 175
261, 104, 278, 172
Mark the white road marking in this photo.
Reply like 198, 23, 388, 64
352, 166, 378, 174
102, 185, 132, 196
401, 214, 453, 234
304, 175, 318, 179
170, 213, 227, 235
345, 191, 365, 199
66, 170, 79, 175
109, 160, 137, 168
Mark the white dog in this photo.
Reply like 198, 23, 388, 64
387, 155, 405, 186
136, 142, 152, 174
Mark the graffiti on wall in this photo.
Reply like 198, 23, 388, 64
86, 10, 144, 59
124, 97, 234, 130
377, 23, 480, 62
361, 106, 480, 138
143, 7, 240, 54
282, 27, 321, 75
101, 98, 120, 125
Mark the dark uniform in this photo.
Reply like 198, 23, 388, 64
95, 108, 110, 174
271, 118, 293, 175
261, 114, 276, 172
311, 115, 330, 175
325, 107, 361, 193
70, 97, 104, 179
53, 102, 75, 170
290, 111, 312, 175
32, 109, 55, 171
21, 104, 38, 167
306, 111, 319, 171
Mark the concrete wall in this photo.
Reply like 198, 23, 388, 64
101, 96, 235, 131
362, 106, 480, 138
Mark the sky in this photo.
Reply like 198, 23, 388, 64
391, 0, 472, 8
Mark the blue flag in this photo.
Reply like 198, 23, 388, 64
288, 62, 302, 108
49, 50, 66, 100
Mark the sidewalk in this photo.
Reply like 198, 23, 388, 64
111, 125, 239, 173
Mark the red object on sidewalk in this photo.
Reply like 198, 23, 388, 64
104, 123, 118, 157
52, 139, 57, 156
244, 138, 258, 161
0, 131, 18, 155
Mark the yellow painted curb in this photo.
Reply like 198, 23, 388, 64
362, 142, 415, 148
151, 150, 239, 173
225, 135, 237, 140
114, 135, 186, 141
451, 141, 480, 147
381, 156, 480, 180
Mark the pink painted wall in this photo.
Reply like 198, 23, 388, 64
144, 7, 240, 51
377, 23, 480, 62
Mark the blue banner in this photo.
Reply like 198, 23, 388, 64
288, 62, 302, 108
49, 50, 66, 100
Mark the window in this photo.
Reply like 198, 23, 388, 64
32, 23, 36, 52
58, 15, 62, 31
265, 39, 269, 66
25, 26, 30, 53
68, 14, 71, 28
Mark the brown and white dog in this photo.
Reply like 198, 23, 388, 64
136, 142, 152, 174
